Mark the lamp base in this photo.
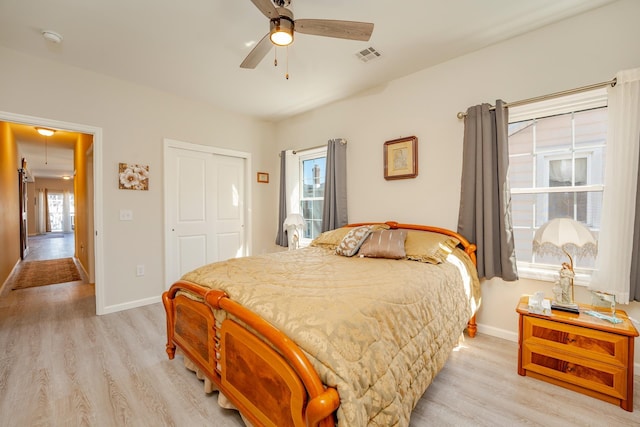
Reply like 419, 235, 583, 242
551, 302, 580, 314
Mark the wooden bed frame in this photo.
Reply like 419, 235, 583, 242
162, 222, 478, 427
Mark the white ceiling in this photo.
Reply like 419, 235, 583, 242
0, 0, 617, 177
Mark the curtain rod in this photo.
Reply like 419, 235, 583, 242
279, 139, 348, 156
293, 144, 327, 154
456, 77, 617, 119
294, 139, 348, 154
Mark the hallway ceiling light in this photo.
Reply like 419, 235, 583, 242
36, 127, 55, 136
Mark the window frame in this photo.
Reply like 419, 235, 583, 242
508, 89, 607, 285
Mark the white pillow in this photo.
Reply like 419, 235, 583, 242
335, 226, 372, 257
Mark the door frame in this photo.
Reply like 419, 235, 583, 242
1, 110, 104, 315
163, 138, 252, 289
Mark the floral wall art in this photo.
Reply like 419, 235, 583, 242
118, 163, 149, 190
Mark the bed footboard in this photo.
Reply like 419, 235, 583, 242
163, 281, 339, 427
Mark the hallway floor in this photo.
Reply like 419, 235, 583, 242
25, 232, 75, 261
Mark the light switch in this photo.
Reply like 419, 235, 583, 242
119, 209, 133, 221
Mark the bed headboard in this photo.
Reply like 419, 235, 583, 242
344, 221, 477, 266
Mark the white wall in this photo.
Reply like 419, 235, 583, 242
0, 46, 279, 311
274, 0, 640, 364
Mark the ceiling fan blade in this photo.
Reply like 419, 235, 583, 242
249, 0, 279, 19
295, 19, 374, 41
240, 33, 273, 69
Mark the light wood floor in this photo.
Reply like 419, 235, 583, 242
0, 282, 638, 427
24, 232, 75, 261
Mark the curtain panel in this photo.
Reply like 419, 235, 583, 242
44, 189, 51, 233
457, 100, 518, 281
591, 68, 640, 303
275, 150, 288, 246
321, 139, 348, 232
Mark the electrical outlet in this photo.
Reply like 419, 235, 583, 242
136, 265, 145, 277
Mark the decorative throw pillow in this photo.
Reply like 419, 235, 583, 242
404, 230, 460, 264
335, 226, 373, 257
359, 229, 407, 259
310, 223, 391, 250
310, 227, 352, 249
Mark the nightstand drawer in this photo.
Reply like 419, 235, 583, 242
522, 316, 628, 366
522, 341, 627, 399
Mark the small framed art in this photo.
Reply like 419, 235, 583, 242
119, 162, 149, 190
384, 136, 418, 180
257, 172, 269, 183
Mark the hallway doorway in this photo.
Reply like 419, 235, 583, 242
0, 111, 104, 314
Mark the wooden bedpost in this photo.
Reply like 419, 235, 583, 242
467, 315, 477, 338
162, 290, 176, 359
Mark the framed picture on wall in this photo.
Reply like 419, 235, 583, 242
257, 172, 269, 183
384, 136, 418, 180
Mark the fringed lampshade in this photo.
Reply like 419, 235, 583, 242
533, 218, 597, 308
283, 213, 306, 250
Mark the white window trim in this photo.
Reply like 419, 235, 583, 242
510, 89, 607, 285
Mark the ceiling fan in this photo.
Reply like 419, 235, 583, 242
240, 0, 374, 69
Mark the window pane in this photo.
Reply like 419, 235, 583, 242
536, 114, 572, 152
302, 158, 325, 198
548, 192, 588, 221
509, 120, 534, 155
301, 200, 324, 239
532, 191, 602, 227
511, 193, 535, 227
509, 155, 534, 189
575, 147, 605, 185
513, 227, 534, 263
575, 108, 607, 149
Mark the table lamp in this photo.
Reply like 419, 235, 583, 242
283, 213, 306, 250
532, 218, 597, 312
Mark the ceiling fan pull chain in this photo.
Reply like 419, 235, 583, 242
285, 46, 289, 80
274, 48, 278, 67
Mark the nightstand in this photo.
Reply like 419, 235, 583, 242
516, 296, 638, 411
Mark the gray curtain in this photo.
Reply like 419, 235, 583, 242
321, 139, 348, 232
630, 134, 640, 301
275, 150, 288, 246
457, 100, 518, 281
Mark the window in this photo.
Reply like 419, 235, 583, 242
508, 90, 607, 283
298, 148, 326, 243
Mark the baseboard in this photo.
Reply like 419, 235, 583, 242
477, 322, 640, 376
0, 258, 21, 297
72, 257, 90, 284
476, 323, 518, 342
100, 295, 161, 314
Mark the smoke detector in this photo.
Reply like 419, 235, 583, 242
42, 30, 63, 44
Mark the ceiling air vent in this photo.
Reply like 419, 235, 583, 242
356, 47, 381, 63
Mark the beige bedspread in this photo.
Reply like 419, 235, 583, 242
182, 246, 480, 426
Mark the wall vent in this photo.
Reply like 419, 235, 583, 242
356, 47, 381, 63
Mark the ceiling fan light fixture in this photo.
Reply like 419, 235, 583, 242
270, 17, 294, 46
36, 127, 55, 136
